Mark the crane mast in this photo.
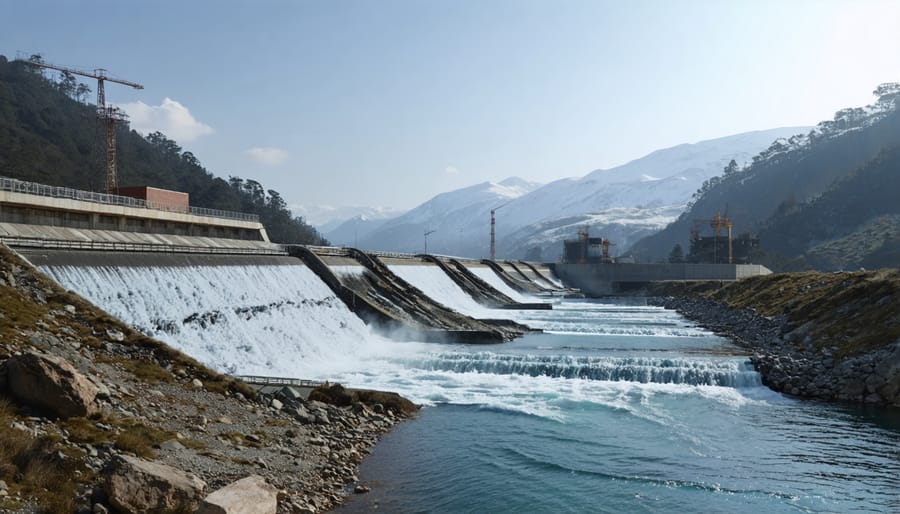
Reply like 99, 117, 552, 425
21, 56, 144, 193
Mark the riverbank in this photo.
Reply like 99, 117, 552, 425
0, 243, 416, 513
646, 270, 900, 407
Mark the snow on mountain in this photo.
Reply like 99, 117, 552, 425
291, 204, 405, 232
324, 214, 396, 247
354, 177, 542, 255
502, 206, 685, 262
354, 127, 809, 259
497, 128, 809, 232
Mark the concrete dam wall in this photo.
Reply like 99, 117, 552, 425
3, 177, 573, 347
553, 262, 773, 296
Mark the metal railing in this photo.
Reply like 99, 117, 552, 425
0, 236, 287, 255
235, 375, 325, 388
0, 176, 260, 223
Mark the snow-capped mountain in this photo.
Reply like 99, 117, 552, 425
324, 214, 397, 247
291, 204, 405, 231
353, 177, 542, 255
353, 127, 809, 259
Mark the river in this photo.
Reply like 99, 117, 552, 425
40, 262, 900, 513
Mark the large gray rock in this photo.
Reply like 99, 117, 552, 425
4, 350, 99, 418
103, 455, 206, 513
197, 475, 278, 514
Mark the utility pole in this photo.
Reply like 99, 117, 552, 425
20, 55, 143, 193
490, 200, 511, 260
424, 229, 436, 254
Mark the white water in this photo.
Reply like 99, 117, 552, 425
329, 265, 366, 278
388, 264, 494, 318
41, 262, 764, 422
535, 267, 566, 288
41, 264, 382, 377
466, 266, 535, 303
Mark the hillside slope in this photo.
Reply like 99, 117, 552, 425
629, 83, 900, 266
0, 243, 412, 512
758, 145, 900, 270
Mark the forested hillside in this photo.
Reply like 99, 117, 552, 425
628, 83, 900, 270
757, 146, 900, 270
0, 55, 325, 244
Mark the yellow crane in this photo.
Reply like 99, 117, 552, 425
708, 210, 733, 264
21, 55, 144, 193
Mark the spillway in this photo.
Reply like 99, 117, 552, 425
388, 264, 493, 318
466, 265, 534, 303
39, 258, 380, 377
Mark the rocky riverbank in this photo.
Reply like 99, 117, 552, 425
647, 270, 900, 408
0, 243, 417, 513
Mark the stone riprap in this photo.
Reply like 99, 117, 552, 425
652, 295, 900, 407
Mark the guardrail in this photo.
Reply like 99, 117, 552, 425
0, 176, 260, 223
0, 236, 288, 255
235, 375, 325, 388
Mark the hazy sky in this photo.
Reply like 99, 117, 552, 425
3, 0, 899, 213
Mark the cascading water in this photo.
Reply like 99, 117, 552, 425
388, 264, 492, 317
466, 265, 535, 303
40, 263, 380, 377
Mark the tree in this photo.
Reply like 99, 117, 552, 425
723, 159, 739, 176
75, 83, 91, 103
668, 244, 684, 263
58, 71, 76, 98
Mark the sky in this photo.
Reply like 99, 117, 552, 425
3, 0, 900, 220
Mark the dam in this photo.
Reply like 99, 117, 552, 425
552, 262, 772, 296
1, 177, 571, 345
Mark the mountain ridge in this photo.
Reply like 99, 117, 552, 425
341, 126, 806, 259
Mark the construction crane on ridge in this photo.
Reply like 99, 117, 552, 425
20, 55, 144, 194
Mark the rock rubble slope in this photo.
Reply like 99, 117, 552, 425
649, 270, 900, 407
0, 243, 417, 513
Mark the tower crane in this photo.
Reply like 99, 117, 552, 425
709, 208, 733, 264
21, 56, 144, 193
692, 207, 733, 264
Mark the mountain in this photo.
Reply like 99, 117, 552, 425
757, 142, 900, 271
354, 177, 542, 255
324, 213, 398, 247
629, 82, 900, 268
356, 128, 806, 260
0, 55, 325, 244
292, 204, 405, 230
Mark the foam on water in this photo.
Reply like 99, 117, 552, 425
329, 265, 366, 278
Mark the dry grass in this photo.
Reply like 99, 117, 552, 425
0, 397, 84, 514
708, 270, 900, 356
114, 422, 178, 459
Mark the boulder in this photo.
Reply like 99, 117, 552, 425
196, 475, 277, 514
4, 350, 99, 418
103, 455, 206, 513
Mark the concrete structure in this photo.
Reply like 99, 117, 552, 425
552, 262, 772, 296
0, 177, 279, 254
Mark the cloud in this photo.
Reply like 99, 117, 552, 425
119, 98, 214, 143
244, 147, 289, 166
444, 166, 459, 175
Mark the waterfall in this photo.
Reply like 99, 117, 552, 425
41, 263, 379, 377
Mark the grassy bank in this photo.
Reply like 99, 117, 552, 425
650, 269, 900, 357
